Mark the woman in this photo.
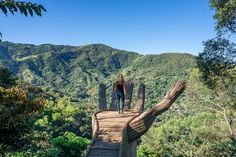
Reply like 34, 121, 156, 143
114, 74, 126, 114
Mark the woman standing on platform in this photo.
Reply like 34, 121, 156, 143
114, 74, 126, 114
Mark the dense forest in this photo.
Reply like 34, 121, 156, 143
0, 0, 236, 156
0, 40, 235, 156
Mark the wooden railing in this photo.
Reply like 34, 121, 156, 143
84, 110, 100, 157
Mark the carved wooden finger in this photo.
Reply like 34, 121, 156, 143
99, 83, 107, 110
127, 80, 186, 142
134, 83, 145, 112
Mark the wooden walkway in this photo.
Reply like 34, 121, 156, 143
85, 110, 140, 157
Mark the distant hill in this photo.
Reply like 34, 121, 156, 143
0, 41, 208, 116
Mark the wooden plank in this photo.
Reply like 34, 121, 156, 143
86, 110, 140, 157
88, 149, 119, 157
96, 136, 121, 143
99, 127, 124, 132
97, 116, 135, 121
98, 118, 131, 122
98, 121, 125, 127
97, 114, 136, 119
97, 134, 121, 139
97, 131, 121, 136
92, 141, 120, 150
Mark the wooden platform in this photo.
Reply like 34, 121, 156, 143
85, 110, 139, 157
85, 80, 186, 157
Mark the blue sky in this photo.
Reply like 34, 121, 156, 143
0, 0, 223, 55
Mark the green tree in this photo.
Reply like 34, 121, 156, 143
0, 67, 16, 88
0, 67, 45, 153
197, 37, 235, 89
197, 37, 236, 139
49, 132, 90, 157
0, 86, 45, 151
138, 112, 236, 157
210, 0, 236, 33
197, 1, 236, 145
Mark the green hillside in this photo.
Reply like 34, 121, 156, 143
0, 42, 199, 109
0, 41, 214, 122
1, 41, 235, 156
2, 42, 210, 117
0, 42, 138, 98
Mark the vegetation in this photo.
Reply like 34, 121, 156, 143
138, 112, 236, 157
197, 37, 235, 89
137, 0, 235, 156
0, 68, 92, 156
0, 41, 235, 156
137, 0, 236, 156
0, 0, 46, 41
210, 0, 236, 33
0, 68, 43, 152
0, 42, 195, 108
0, 0, 46, 17
0, 66, 16, 87
0, 0, 235, 156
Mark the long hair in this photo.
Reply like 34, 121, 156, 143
118, 74, 125, 85
114, 74, 125, 92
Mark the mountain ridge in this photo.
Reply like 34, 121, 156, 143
0, 41, 196, 56
0, 41, 198, 110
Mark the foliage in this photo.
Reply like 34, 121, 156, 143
138, 112, 236, 157
0, 66, 16, 87
210, 0, 236, 33
48, 132, 90, 157
3, 0, 236, 156
192, 2, 236, 157
0, 42, 196, 109
10, 97, 94, 156
197, 37, 235, 89
1, 95, 93, 156
0, 0, 46, 41
3, 132, 90, 157
1, 42, 235, 156
0, 0, 46, 16
35, 97, 94, 138
197, 37, 236, 124
0, 85, 44, 151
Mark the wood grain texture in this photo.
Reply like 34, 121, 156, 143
86, 80, 186, 157
99, 83, 107, 110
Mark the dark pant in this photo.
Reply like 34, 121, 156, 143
116, 90, 124, 113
